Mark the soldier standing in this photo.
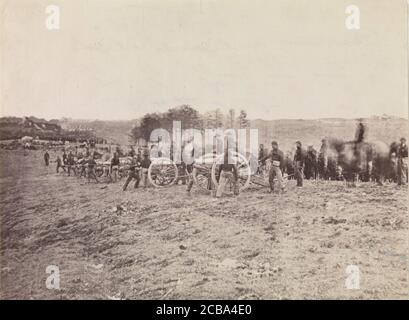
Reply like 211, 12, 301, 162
305, 145, 318, 179
355, 120, 366, 143
110, 152, 121, 182
67, 151, 76, 176
86, 154, 99, 183
44, 150, 50, 166
62, 151, 68, 166
397, 138, 408, 186
56, 155, 65, 173
260, 141, 285, 193
140, 152, 151, 188
216, 151, 238, 198
293, 141, 305, 187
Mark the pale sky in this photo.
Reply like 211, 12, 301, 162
0, 0, 408, 120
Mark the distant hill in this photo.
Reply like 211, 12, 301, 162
55, 116, 409, 151
2, 116, 407, 151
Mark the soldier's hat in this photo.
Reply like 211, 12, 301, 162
271, 141, 278, 147
295, 141, 302, 146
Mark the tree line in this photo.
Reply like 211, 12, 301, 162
130, 105, 250, 142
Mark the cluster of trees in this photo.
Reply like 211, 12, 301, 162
130, 105, 250, 142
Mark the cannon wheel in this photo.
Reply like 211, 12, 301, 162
211, 151, 251, 193
148, 158, 178, 187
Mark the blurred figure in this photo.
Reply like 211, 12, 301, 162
62, 150, 68, 166
44, 150, 50, 166
123, 155, 141, 191
67, 151, 76, 176
257, 144, 267, 174
110, 152, 121, 182
293, 141, 305, 187
355, 119, 366, 143
305, 145, 318, 180
397, 138, 408, 186
56, 155, 65, 173
140, 152, 152, 188
86, 154, 99, 183
216, 150, 238, 198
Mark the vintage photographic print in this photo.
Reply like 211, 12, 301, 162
0, 0, 408, 302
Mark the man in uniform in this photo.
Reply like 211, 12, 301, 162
56, 155, 65, 173
86, 154, 99, 183
77, 155, 87, 178
293, 141, 305, 187
260, 141, 285, 193
110, 152, 121, 182
140, 152, 151, 188
319, 139, 329, 179
44, 150, 50, 166
67, 151, 76, 176
355, 119, 366, 143
62, 150, 68, 166
305, 144, 318, 180
123, 154, 141, 191
216, 149, 239, 198
397, 137, 408, 186
257, 144, 266, 174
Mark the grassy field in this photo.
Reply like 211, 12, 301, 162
0, 149, 408, 299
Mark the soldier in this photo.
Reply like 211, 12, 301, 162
397, 138, 408, 186
110, 152, 121, 182
56, 155, 65, 173
355, 119, 366, 144
123, 155, 141, 191
260, 141, 285, 193
140, 152, 151, 188
305, 145, 318, 179
76, 156, 88, 178
257, 144, 266, 174
293, 141, 305, 187
216, 151, 238, 198
67, 151, 76, 176
258, 144, 265, 161
62, 151, 68, 166
183, 137, 196, 193
319, 139, 329, 179
284, 152, 294, 179
86, 154, 99, 183
44, 150, 50, 166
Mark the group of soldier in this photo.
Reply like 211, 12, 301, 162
43, 121, 408, 197
43, 145, 155, 191
255, 135, 408, 193
44, 148, 101, 182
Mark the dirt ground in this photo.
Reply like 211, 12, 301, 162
0, 149, 408, 300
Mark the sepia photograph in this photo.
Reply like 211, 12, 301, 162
0, 0, 408, 303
